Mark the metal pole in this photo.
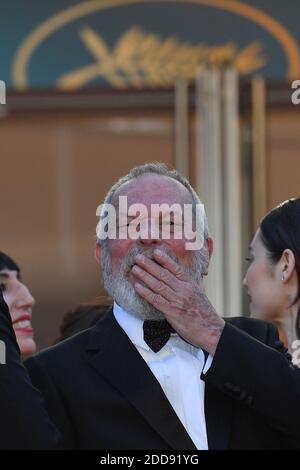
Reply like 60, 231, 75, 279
252, 76, 267, 228
174, 76, 189, 178
223, 68, 242, 316
195, 68, 224, 314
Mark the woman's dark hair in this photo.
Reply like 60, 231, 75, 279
260, 198, 300, 338
55, 296, 113, 343
0, 252, 20, 272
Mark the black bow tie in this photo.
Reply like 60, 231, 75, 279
143, 319, 176, 353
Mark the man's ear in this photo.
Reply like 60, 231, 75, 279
95, 243, 103, 268
202, 238, 213, 277
206, 237, 213, 260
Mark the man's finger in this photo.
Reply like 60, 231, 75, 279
132, 265, 175, 300
152, 250, 187, 280
134, 282, 169, 309
135, 254, 180, 286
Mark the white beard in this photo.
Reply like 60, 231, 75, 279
102, 244, 205, 321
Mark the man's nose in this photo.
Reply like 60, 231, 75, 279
139, 236, 160, 246
138, 218, 162, 246
242, 274, 248, 287
15, 283, 35, 309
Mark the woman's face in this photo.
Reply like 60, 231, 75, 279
243, 230, 286, 321
0, 269, 36, 359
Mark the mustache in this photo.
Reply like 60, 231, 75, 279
102, 242, 204, 286
121, 246, 179, 273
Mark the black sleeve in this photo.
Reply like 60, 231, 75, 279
202, 320, 300, 445
0, 291, 61, 449
25, 355, 76, 449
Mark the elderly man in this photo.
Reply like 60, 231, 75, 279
1, 163, 300, 449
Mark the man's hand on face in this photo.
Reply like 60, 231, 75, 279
132, 249, 225, 356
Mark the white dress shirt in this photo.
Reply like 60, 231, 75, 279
113, 302, 213, 450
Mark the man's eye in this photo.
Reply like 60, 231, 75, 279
245, 257, 253, 263
0, 283, 6, 292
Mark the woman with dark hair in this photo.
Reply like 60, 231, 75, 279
0, 251, 36, 359
243, 198, 300, 353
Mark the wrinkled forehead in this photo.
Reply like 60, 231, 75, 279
112, 174, 193, 208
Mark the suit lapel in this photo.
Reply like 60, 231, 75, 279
86, 309, 196, 450
204, 382, 233, 450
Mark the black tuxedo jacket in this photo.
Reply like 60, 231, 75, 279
0, 292, 60, 449
1, 293, 300, 449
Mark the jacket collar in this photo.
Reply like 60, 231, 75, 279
86, 308, 196, 450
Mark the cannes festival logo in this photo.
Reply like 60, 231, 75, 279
12, 0, 300, 90
0, 80, 6, 104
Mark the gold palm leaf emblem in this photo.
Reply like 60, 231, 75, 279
57, 26, 266, 89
